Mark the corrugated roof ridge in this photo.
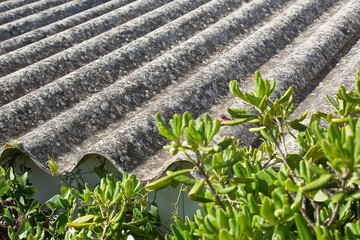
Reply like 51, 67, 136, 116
0, 0, 213, 84
14, 0, 340, 174
266, 0, 360, 96
0, 0, 245, 140
135, 0, 360, 180
12, 0, 287, 168
0, 0, 171, 43
0, 0, 134, 55
0, 0, 175, 76
0, 0, 112, 28
0, 0, 72, 26
0, 0, 39, 14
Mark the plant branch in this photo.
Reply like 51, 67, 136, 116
355, 185, 360, 219
300, 207, 316, 231
196, 162, 226, 210
325, 202, 341, 227
289, 193, 316, 231
324, 176, 347, 227
102, 222, 109, 240
269, 130, 299, 182
311, 200, 320, 225
276, 118, 288, 156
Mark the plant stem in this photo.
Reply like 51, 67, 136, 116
269, 130, 299, 182
355, 185, 360, 219
102, 222, 108, 240
196, 162, 226, 210
291, 194, 316, 231
300, 207, 316, 231
311, 201, 320, 225
276, 119, 288, 156
325, 177, 347, 227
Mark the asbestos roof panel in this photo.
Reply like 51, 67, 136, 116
0, 0, 359, 180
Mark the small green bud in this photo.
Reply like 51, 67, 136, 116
170, 147, 178, 155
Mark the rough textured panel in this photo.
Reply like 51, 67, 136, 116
0, 0, 39, 13
0, 0, 359, 180
0, 0, 112, 28
0, 0, 134, 55
0, 0, 72, 25
0, 0, 213, 82
0, 0, 244, 138
0, 0, 172, 42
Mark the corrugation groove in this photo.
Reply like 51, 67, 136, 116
14, 0, 341, 172
0, 0, 73, 26
0, 0, 111, 28
0, 0, 39, 13
11, 0, 286, 168
0, 0, 359, 180
0, 0, 242, 139
0, 0, 134, 55
0, 0, 212, 83
0, 0, 172, 44
85, 0, 350, 174
0, 0, 113, 43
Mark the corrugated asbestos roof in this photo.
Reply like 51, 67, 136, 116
0, 0, 359, 180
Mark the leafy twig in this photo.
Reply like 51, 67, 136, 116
269, 130, 299, 182
196, 162, 226, 210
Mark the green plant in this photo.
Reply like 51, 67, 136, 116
0, 160, 161, 239
0, 166, 70, 239
147, 70, 360, 239
65, 172, 160, 240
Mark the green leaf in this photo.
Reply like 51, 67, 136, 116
313, 190, 329, 202
67, 222, 93, 229
26, 200, 39, 215
289, 121, 307, 131
274, 225, 296, 240
170, 114, 182, 140
229, 80, 245, 99
216, 208, 229, 230
47, 160, 59, 175
204, 114, 213, 145
3, 208, 15, 226
171, 224, 185, 240
227, 108, 254, 119
213, 151, 244, 169
301, 174, 332, 193
158, 124, 176, 141
219, 229, 234, 240
17, 172, 28, 186
278, 87, 293, 104
145, 169, 192, 191
345, 222, 360, 240
72, 215, 96, 224
260, 197, 275, 225
0, 178, 10, 197
249, 126, 267, 132
173, 175, 196, 186
223, 118, 251, 126
233, 177, 257, 183
294, 213, 313, 240
5, 167, 15, 180
285, 179, 298, 192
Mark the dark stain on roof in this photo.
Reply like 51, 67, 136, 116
0, 0, 359, 180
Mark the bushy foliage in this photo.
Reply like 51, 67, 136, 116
147, 70, 360, 239
2, 69, 360, 240
0, 165, 160, 239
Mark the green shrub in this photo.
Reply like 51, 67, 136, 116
0, 165, 161, 239
147, 70, 360, 239
2, 69, 360, 239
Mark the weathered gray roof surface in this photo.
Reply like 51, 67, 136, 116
0, 0, 359, 180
